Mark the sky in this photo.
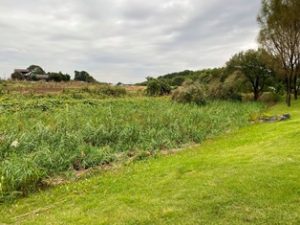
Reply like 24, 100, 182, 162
0, 0, 261, 83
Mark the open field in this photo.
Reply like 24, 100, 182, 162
0, 81, 145, 95
0, 99, 298, 224
0, 90, 262, 200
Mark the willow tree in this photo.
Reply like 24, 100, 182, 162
257, 0, 300, 106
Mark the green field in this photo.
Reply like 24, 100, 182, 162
0, 93, 262, 200
0, 98, 299, 224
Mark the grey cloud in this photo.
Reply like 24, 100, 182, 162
0, 0, 261, 83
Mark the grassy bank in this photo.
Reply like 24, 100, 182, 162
0, 100, 298, 224
0, 95, 262, 200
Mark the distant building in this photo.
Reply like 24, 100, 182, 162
14, 69, 30, 76
12, 69, 49, 80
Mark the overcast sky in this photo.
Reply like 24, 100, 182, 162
0, 0, 261, 83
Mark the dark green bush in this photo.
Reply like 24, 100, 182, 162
146, 78, 171, 96
74, 71, 96, 83
47, 72, 71, 82
172, 82, 207, 105
11, 72, 25, 80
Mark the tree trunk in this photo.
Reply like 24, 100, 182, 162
294, 88, 298, 100
252, 79, 259, 101
253, 91, 259, 101
286, 76, 292, 107
293, 75, 298, 100
286, 90, 291, 107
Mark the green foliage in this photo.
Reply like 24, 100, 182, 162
80, 85, 127, 97
0, 156, 45, 199
74, 71, 96, 83
146, 78, 171, 96
258, 0, 300, 106
11, 72, 24, 80
0, 96, 261, 200
259, 92, 281, 104
172, 82, 207, 105
2, 101, 300, 225
226, 49, 274, 100
27, 65, 46, 75
140, 68, 227, 87
47, 72, 71, 82
207, 73, 243, 101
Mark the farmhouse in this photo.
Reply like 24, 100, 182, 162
13, 69, 49, 80
14, 69, 30, 76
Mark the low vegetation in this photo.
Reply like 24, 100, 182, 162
172, 81, 207, 105
0, 1, 298, 224
0, 100, 298, 225
146, 78, 171, 96
0, 91, 262, 201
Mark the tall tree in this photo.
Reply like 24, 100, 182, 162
258, 0, 300, 106
226, 49, 273, 101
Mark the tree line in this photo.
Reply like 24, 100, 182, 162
11, 65, 97, 83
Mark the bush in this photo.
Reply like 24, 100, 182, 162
74, 71, 96, 83
11, 71, 25, 80
97, 85, 127, 97
47, 72, 71, 82
81, 85, 127, 97
146, 78, 171, 96
259, 92, 281, 104
172, 82, 207, 105
207, 74, 242, 101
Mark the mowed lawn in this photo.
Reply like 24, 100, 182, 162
1, 101, 300, 225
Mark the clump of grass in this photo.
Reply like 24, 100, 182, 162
0, 95, 262, 200
80, 85, 127, 97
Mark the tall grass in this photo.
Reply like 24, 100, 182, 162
0, 95, 263, 200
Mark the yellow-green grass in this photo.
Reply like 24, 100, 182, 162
0, 100, 300, 225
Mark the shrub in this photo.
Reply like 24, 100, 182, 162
146, 78, 171, 96
11, 71, 25, 80
74, 71, 96, 83
97, 85, 127, 97
207, 74, 242, 101
259, 92, 281, 104
172, 82, 207, 105
47, 72, 71, 82
81, 85, 127, 97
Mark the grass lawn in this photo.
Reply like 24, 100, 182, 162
1, 100, 300, 225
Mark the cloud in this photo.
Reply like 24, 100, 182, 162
0, 0, 261, 83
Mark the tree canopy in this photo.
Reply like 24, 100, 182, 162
258, 0, 300, 106
74, 71, 96, 83
27, 65, 46, 75
226, 49, 274, 100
